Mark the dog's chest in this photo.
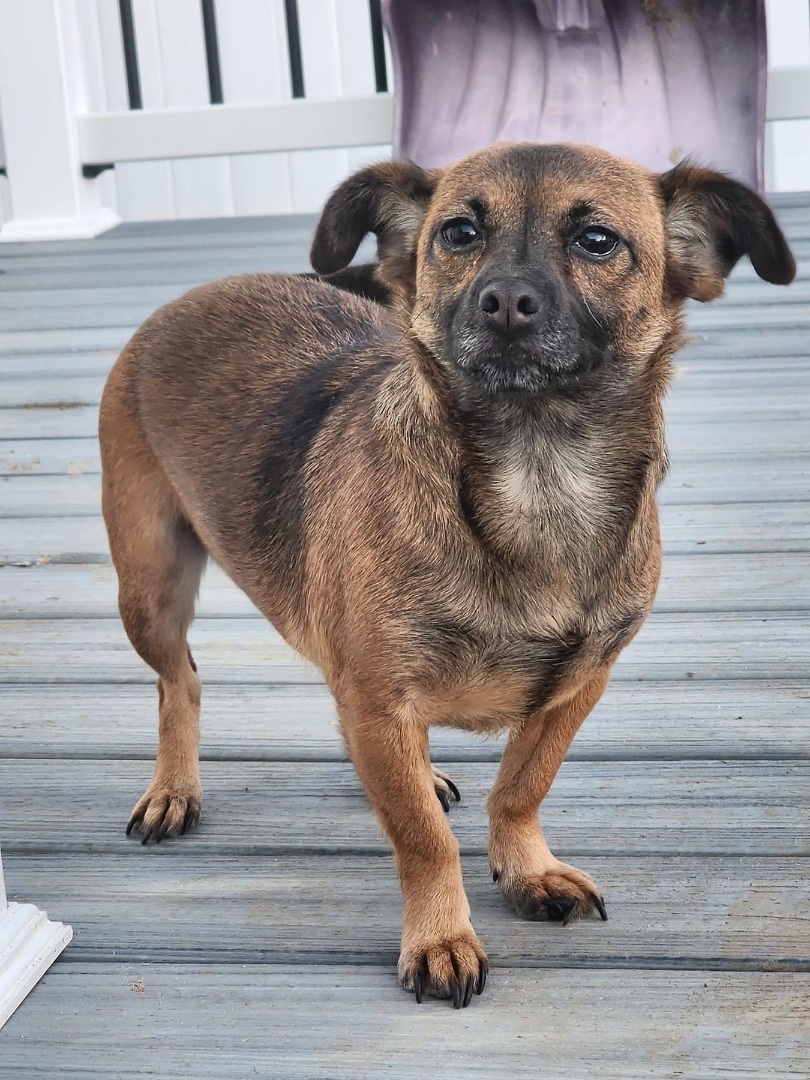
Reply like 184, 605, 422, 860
401, 424, 656, 729
410, 596, 645, 732
491, 436, 614, 552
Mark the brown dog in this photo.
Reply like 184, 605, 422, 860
99, 142, 794, 1007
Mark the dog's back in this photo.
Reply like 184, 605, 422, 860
101, 273, 394, 642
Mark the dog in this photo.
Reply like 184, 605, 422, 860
99, 142, 794, 1007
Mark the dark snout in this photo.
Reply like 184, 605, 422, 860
449, 268, 608, 396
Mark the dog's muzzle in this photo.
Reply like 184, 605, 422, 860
450, 276, 604, 396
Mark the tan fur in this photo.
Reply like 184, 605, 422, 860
100, 142, 793, 1008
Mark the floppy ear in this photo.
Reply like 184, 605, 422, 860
658, 163, 795, 302
310, 161, 438, 299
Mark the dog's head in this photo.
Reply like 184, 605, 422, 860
311, 143, 794, 396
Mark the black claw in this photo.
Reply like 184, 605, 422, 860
445, 777, 461, 803
451, 979, 462, 1010
477, 961, 488, 995
492, 870, 500, 883
140, 827, 153, 846
153, 818, 171, 844
561, 901, 578, 928
436, 788, 450, 813
463, 974, 475, 1008
413, 969, 423, 1005
595, 895, 608, 922
545, 899, 567, 921
125, 815, 137, 837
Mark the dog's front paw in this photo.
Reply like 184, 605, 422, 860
126, 778, 202, 845
399, 929, 488, 1008
493, 861, 607, 925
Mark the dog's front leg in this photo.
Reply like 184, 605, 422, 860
336, 685, 488, 1006
488, 669, 611, 925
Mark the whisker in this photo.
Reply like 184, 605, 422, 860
582, 296, 607, 333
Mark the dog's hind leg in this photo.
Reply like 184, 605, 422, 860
100, 366, 207, 844
431, 767, 461, 812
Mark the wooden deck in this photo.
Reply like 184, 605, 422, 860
0, 202, 808, 1078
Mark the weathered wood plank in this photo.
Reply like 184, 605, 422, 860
0, 525, 112, 566
2, 322, 809, 361
4, 480, 810, 554
0, 262, 307, 292
0, 438, 100, 476
0, 273, 806, 318
0, 305, 150, 333
3, 376, 809, 425
677, 335, 810, 364
4, 438, 810, 509
3, 849, 807, 961
0, 240, 806, 287
3, 251, 802, 292
687, 303, 810, 329
0, 283, 182, 310
0, 211, 317, 250
1, 759, 806, 857
4, 430, 810, 483
0, 519, 112, 564
0, 242, 311, 276
2, 555, 808, 616
1, 346, 809, 393
0, 612, 808, 683
690, 278, 810, 303
4, 965, 806, 1080
1, 401, 807, 461
0, 351, 118, 378
2, 292, 809, 332
0, 375, 105, 408
2, 347, 809, 380
0, 616, 321, 684
0, 681, 807, 762
0, 224, 795, 273
5, 470, 810, 533
0, 327, 131, 353
0, 404, 97, 439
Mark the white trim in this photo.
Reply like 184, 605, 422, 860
78, 95, 395, 165
0, 902, 72, 1030
767, 65, 810, 120
0, 206, 120, 243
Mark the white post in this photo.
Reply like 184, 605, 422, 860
0, 0, 119, 240
0, 842, 72, 1029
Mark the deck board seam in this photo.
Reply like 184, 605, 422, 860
48, 953, 810, 973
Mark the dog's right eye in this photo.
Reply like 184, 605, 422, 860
440, 218, 481, 250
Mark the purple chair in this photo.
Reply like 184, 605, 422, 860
382, 0, 767, 189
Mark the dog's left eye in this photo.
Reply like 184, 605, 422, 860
574, 227, 621, 259
440, 218, 481, 250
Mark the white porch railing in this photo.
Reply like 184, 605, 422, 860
0, 0, 395, 238
78, 94, 394, 163
0, 1, 807, 234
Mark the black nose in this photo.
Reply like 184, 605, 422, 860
478, 279, 541, 334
